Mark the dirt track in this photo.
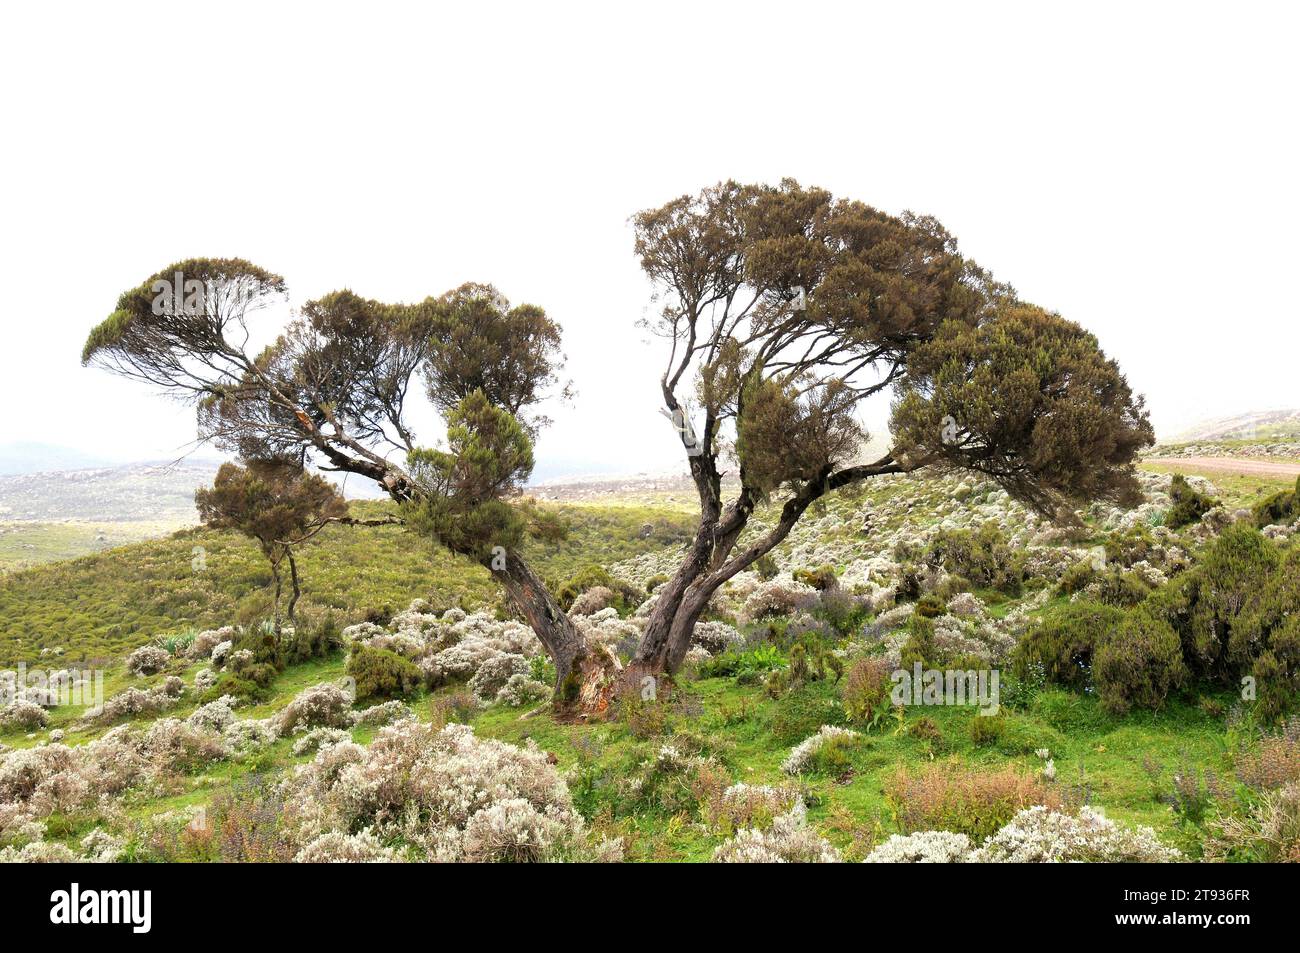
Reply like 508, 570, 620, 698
1145, 457, 1300, 479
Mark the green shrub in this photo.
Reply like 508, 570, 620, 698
347, 644, 422, 701
1251, 475, 1300, 528
969, 712, 1006, 747
645, 574, 669, 593
1093, 608, 1187, 715
1173, 525, 1280, 683
922, 522, 1023, 596
754, 554, 779, 581
793, 565, 838, 591
1167, 474, 1216, 529
1014, 602, 1125, 689
553, 564, 643, 612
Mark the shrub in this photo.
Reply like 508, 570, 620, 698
554, 564, 642, 612
782, 725, 859, 775
0, 700, 48, 730
1172, 525, 1279, 683
1250, 475, 1300, 528
1014, 602, 1124, 690
969, 713, 1005, 747
279, 722, 614, 862
712, 802, 840, 863
347, 645, 422, 702
922, 522, 1023, 596
841, 657, 892, 726
1166, 473, 1216, 529
1092, 608, 1186, 715
273, 682, 354, 736
793, 565, 838, 591
125, 645, 171, 677
970, 806, 1181, 862
863, 831, 972, 863
885, 762, 1064, 840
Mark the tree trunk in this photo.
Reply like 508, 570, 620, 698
270, 558, 283, 634
287, 551, 301, 621
493, 550, 620, 716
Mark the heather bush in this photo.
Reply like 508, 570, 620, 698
885, 762, 1065, 840
863, 830, 972, 863
1014, 602, 1123, 690
0, 700, 48, 731
713, 802, 841, 863
347, 645, 422, 702
1166, 473, 1216, 529
125, 644, 172, 677
292, 727, 353, 756
294, 828, 402, 863
278, 722, 612, 862
273, 682, 354, 736
782, 725, 860, 775
841, 657, 892, 727
467, 652, 531, 702
351, 700, 414, 728
969, 805, 1181, 862
922, 522, 1023, 596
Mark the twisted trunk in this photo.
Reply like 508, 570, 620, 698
492, 550, 619, 716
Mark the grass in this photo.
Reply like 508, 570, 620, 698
0, 499, 695, 667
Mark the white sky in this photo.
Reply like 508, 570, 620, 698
1, 1, 1296, 480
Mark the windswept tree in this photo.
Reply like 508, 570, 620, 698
194, 459, 349, 629
83, 182, 1153, 712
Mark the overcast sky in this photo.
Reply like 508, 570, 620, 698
1, 1, 1296, 480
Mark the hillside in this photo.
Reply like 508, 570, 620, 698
2, 455, 1298, 863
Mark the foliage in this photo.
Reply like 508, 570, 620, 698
347, 644, 423, 701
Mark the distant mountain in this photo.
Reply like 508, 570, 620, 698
0, 460, 223, 522
0, 442, 120, 476
1169, 409, 1300, 443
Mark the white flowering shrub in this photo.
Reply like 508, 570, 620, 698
125, 644, 172, 677
691, 621, 743, 656
194, 667, 217, 693
273, 682, 355, 736
292, 727, 353, 756
707, 783, 800, 831
569, 585, 617, 616
863, 831, 973, 863
140, 719, 228, 773
222, 718, 279, 755
968, 806, 1181, 863
186, 695, 239, 732
0, 840, 80, 863
210, 640, 233, 668
782, 726, 860, 775
87, 677, 185, 724
279, 722, 610, 862
293, 828, 402, 863
495, 673, 551, 708
0, 700, 48, 730
189, 627, 235, 660
739, 577, 819, 625
467, 652, 531, 703
351, 700, 414, 728
713, 803, 841, 863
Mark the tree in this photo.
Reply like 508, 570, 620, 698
194, 459, 349, 630
83, 182, 1154, 713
